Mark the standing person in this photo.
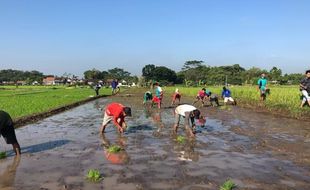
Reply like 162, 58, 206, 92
193, 88, 206, 107
300, 70, 310, 107
258, 73, 268, 101
173, 104, 201, 137
94, 83, 101, 96
171, 88, 181, 106
0, 110, 21, 156
154, 82, 163, 108
143, 91, 153, 105
222, 86, 236, 105
100, 103, 132, 134
111, 79, 119, 95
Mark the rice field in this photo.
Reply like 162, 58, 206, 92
164, 85, 310, 118
0, 85, 111, 120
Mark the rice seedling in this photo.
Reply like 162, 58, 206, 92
176, 135, 186, 144
0, 151, 7, 159
219, 179, 237, 190
86, 169, 102, 182
107, 145, 122, 153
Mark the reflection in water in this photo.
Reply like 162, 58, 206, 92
151, 110, 166, 136
101, 134, 130, 164
0, 156, 21, 189
173, 136, 199, 162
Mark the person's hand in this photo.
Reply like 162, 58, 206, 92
118, 127, 124, 133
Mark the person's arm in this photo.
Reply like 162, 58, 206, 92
112, 114, 124, 132
300, 79, 307, 89
184, 112, 195, 136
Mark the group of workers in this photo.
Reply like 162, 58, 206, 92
1, 71, 310, 157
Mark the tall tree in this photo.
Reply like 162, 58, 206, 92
182, 60, 204, 71
108, 67, 131, 80
142, 64, 156, 81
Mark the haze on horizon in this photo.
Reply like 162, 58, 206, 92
0, 0, 309, 77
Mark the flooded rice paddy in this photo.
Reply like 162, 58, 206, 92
1, 90, 310, 190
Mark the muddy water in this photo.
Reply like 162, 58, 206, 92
1, 89, 310, 190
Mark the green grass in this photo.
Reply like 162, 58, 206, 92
107, 145, 122, 153
164, 85, 310, 118
0, 85, 111, 120
176, 135, 186, 144
219, 179, 237, 190
86, 169, 102, 182
0, 151, 7, 159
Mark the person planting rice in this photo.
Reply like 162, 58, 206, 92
173, 104, 203, 137
171, 88, 181, 106
300, 70, 310, 107
153, 82, 163, 108
205, 90, 220, 107
0, 110, 21, 156
222, 86, 236, 106
100, 103, 132, 134
143, 91, 153, 105
193, 88, 206, 107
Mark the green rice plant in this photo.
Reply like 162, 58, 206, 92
176, 135, 186, 144
0, 86, 112, 119
0, 151, 7, 159
164, 85, 310, 118
86, 169, 102, 182
107, 145, 122, 153
219, 179, 237, 190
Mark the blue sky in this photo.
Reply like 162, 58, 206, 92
0, 0, 309, 77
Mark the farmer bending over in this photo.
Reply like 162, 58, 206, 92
0, 110, 21, 155
100, 103, 131, 134
173, 104, 201, 137
143, 91, 153, 105
153, 82, 163, 108
171, 88, 181, 106
193, 88, 206, 107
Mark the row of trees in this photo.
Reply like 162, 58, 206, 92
83, 67, 139, 85
0, 69, 44, 83
142, 60, 304, 86
0, 63, 305, 86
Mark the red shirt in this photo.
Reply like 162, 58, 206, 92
198, 90, 205, 97
105, 103, 124, 120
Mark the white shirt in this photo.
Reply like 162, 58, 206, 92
175, 104, 197, 117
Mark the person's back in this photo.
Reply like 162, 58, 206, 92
175, 104, 197, 116
0, 111, 13, 130
0, 110, 21, 155
106, 103, 124, 117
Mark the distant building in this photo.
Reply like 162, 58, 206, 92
16, 80, 26, 85
43, 75, 55, 85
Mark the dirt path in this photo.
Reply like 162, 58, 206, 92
0, 89, 309, 190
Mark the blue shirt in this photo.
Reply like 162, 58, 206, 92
258, 78, 267, 90
222, 89, 231, 97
